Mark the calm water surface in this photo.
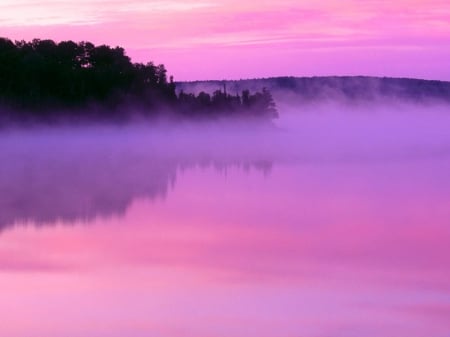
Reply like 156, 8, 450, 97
1, 107, 450, 337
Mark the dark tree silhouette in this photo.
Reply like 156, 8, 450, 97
0, 37, 278, 123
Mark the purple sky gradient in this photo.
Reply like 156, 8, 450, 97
1, 1, 450, 80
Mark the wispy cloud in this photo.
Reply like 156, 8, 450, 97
1, 0, 449, 79
0, 0, 217, 26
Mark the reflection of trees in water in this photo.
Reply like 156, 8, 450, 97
0, 148, 272, 231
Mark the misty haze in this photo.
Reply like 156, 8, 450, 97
2, 1, 450, 335
1, 97, 450, 337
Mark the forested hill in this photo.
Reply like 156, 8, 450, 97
177, 77, 450, 105
0, 38, 277, 122
2, 37, 448, 125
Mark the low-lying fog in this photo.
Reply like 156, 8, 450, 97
1, 102, 450, 229
1, 101, 450, 337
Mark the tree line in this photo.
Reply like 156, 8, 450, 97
0, 38, 277, 121
178, 86, 277, 118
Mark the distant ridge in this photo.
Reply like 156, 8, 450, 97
177, 76, 450, 104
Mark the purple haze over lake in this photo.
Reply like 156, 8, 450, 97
0, 103, 449, 337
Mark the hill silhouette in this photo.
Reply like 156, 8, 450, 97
178, 76, 450, 106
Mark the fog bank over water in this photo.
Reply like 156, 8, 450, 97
1, 101, 450, 337
1, 101, 450, 230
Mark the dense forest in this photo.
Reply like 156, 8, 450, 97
0, 37, 277, 122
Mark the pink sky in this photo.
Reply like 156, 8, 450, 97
1, 0, 450, 81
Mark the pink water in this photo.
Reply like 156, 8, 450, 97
1, 107, 450, 337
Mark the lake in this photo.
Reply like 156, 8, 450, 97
1, 104, 450, 337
